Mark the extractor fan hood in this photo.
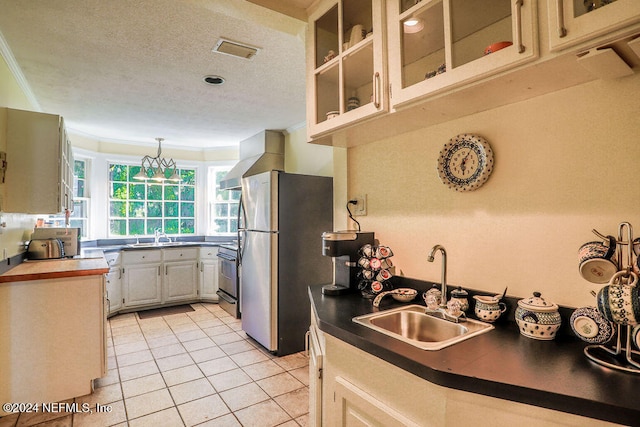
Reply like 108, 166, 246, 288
219, 130, 285, 190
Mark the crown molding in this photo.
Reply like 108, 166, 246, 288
0, 29, 42, 111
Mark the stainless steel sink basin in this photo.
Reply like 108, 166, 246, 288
127, 243, 160, 248
353, 304, 494, 350
127, 241, 193, 248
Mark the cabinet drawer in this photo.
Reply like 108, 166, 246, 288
123, 249, 162, 264
163, 248, 198, 262
199, 247, 219, 259
104, 251, 122, 266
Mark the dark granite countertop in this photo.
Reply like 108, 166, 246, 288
79, 241, 231, 256
309, 281, 640, 426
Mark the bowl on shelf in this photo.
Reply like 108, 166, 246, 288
484, 41, 513, 55
391, 288, 418, 302
326, 111, 339, 120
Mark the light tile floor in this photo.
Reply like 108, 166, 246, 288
0, 303, 310, 427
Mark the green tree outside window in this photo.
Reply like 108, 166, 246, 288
108, 163, 196, 236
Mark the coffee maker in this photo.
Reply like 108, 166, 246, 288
321, 231, 375, 295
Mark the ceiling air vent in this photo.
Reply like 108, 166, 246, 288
212, 38, 260, 60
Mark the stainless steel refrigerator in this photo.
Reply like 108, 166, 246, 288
239, 170, 333, 356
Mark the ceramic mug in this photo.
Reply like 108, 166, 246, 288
596, 271, 640, 325
473, 295, 506, 322
578, 238, 618, 284
570, 306, 615, 344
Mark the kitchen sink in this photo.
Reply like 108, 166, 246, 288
353, 304, 494, 350
126, 241, 194, 248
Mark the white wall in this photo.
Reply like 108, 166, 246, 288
347, 73, 640, 308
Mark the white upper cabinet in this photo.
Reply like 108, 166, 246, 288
307, 0, 389, 140
387, 0, 538, 108
547, 0, 640, 52
3, 108, 75, 214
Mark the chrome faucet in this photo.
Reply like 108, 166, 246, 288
426, 244, 465, 322
427, 244, 447, 309
154, 228, 171, 244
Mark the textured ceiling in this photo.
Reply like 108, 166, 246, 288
0, 0, 313, 149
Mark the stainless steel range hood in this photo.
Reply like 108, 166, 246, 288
220, 130, 285, 190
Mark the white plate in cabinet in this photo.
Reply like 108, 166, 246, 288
306, 0, 389, 140
386, 0, 538, 109
548, 0, 640, 52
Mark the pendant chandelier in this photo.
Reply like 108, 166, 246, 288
133, 137, 181, 181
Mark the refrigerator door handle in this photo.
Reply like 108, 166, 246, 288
238, 192, 246, 265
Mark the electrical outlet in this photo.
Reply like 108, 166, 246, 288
351, 194, 367, 216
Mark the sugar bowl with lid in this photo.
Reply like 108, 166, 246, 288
515, 292, 561, 340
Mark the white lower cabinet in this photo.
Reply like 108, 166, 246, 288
106, 266, 122, 314
321, 333, 618, 426
0, 275, 106, 411
122, 250, 162, 308
163, 248, 198, 302
115, 246, 219, 313
104, 251, 122, 315
308, 323, 324, 427
199, 247, 219, 301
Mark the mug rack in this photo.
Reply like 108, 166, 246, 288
583, 222, 640, 374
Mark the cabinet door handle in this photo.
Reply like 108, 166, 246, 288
514, 0, 525, 53
555, 0, 567, 38
373, 72, 381, 108
158, 266, 161, 276
305, 330, 310, 357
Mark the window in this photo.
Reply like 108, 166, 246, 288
108, 163, 196, 236
70, 159, 89, 237
208, 167, 240, 234
46, 159, 90, 238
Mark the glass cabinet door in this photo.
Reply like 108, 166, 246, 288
548, 0, 640, 52
388, 0, 537, 108
308, 0, 388, 139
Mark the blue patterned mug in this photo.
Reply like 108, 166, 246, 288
596, 271, 640, 325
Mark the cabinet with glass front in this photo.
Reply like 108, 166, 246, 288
307, 0, 388, 140
547, 0, 640, 52
387, 0, 538, 108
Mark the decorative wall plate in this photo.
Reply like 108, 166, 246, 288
437, 134, 494, 191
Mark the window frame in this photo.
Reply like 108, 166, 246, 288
107, 162, 197, 237
207, 165, 241, 236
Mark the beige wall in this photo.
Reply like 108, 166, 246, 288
348, 74, 640, 308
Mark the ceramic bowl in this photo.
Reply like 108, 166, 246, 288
484, 41, 513, 55
391, 288, 417, 302
515, 292, 561, 340
473, 295, 506, 322
570, 306, 615, 344
326, 111, 339, 120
